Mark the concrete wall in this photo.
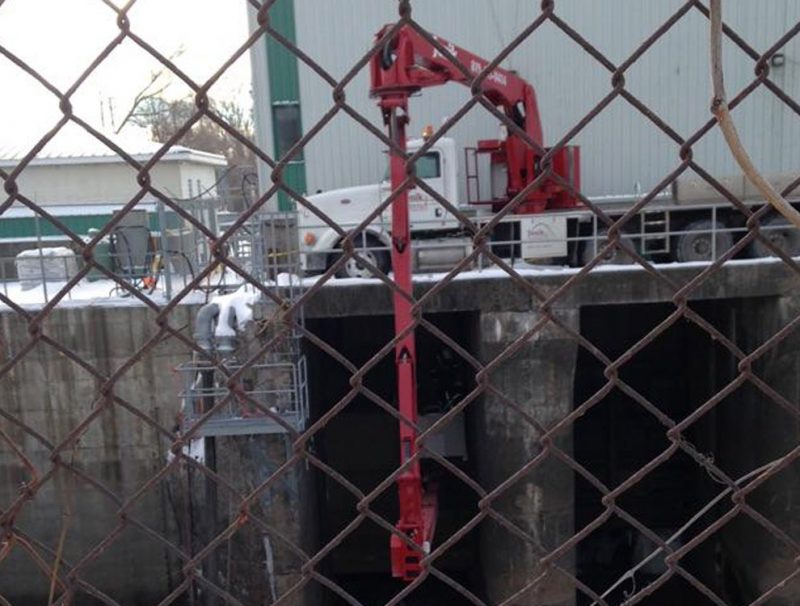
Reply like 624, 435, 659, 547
476, 310, 578, 605
715, 296, 800, 604
0, 303, 314, 605
295, 261, 800, 602
0, 305, 190, 602
1, 262, 798, 602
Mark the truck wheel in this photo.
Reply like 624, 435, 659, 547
333, 235, 391, 279
675, 219, 732, 262
579, 228, 638, 266
750, 215, 800, 258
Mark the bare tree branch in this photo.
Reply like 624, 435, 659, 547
114, 47, 185, 134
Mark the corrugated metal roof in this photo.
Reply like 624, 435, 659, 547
0, 123, 227, 168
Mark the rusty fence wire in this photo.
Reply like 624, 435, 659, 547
1, 0, 800, 605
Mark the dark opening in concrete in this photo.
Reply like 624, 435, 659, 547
573, 301, 740, 605
306, 311, 482, 604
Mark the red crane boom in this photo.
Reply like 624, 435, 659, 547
369, 23, 580, 581
371, 24, 580, 214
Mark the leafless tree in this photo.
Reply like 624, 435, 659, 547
114, 47, 184, 134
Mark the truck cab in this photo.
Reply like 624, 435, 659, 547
297, 137, 463, 277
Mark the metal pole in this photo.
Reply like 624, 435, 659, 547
65, 257, 71, 301
34, 214, 48, 303
253, 211, 266, 283
157, 200, 173, 299
712, 206, 718, 260
201, 367, 219, 606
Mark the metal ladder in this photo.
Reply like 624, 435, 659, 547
464, 147, 480, 204
640, 210, 670, 255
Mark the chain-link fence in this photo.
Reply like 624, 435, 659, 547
1, 1, 800, 604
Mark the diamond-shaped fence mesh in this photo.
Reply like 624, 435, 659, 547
1, 0, 800, 604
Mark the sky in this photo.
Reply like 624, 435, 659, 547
0, 0, 253, 149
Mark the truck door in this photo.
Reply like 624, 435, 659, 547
409, 150, 450, 230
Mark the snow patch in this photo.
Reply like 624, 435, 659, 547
313, 255, 797, 286
275, 272, 301, 287
0, 256, 792, 311
166, 436, 205, 465
16, 246, 75, 258
211, 284, 260, 338
1, 202, 156, 219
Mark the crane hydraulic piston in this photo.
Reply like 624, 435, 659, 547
384, 101, 438, 581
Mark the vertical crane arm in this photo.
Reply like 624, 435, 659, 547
370, 23, 580, 582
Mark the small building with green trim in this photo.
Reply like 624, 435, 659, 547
0, 125, 226, 244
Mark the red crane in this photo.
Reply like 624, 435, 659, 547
369, 23, 580, 581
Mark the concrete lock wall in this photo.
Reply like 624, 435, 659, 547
714, 296, 800, 604
0, 262, 798, 603
0, 304, 314, 605
477, 310, 578, 606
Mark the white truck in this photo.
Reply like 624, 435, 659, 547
298, 137, 489, 278
296, 135, 800, 279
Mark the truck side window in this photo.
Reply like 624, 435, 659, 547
382, 151, 441, 181
415, 152, 441, 179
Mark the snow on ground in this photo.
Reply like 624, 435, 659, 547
15, 246, 75, 258
0, 278, 207, 310
319, 255, 794, 286
0, 256, 789, 310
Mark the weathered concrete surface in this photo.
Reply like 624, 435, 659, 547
0, 260, 798, 603
0, 303, 315, 605
714, 296, 800, 604
304, 260, 800, 318
211, 434, 318, 605
0, 304, 192, 604
476, 309, 578, 606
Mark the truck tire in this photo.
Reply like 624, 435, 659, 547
579, 228, 638, 266
750, 214, 800, 258
332, 234, 391, 279
675, 219, 732, 262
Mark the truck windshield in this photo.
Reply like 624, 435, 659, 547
383, 151, 441, 181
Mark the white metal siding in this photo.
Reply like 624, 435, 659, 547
286, 0, 800, 199
177, 162, 221, 199
9, 162, 216, 206
247, 3, 279, 211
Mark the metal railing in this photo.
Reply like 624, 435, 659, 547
297, 204, 800, 276
0, 205, 304, 305
178, 354, 308, 437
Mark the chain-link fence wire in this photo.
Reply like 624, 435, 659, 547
1, 0, 799, 604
